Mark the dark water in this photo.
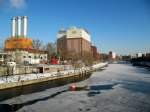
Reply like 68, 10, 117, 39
0, 73, 91, 102
0, 89, 68, 112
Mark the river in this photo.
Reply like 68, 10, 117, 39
0, 63, 150, 112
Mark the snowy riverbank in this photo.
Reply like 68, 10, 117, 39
0, 62, 107, 90
92, 62, 108, 69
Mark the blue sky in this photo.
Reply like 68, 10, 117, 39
0, 0, 150, 55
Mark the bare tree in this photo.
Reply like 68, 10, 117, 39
46, 42, 56, 55
32, 39, 43, 50
45, 42, 57, 61
0, 42, 3, 50
82, 51, 94, 66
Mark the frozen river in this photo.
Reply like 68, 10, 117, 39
0, 63, 150, 112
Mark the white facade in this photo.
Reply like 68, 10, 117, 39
5, 50, 47, 64
57, 27, 91, 42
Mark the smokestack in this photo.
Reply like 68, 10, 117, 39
11, 17, 16, 37
23, 16, 27, 37
17, 16, 22, 37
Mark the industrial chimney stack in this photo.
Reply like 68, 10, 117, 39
11, 17, 16, 37
17, 16, 22, 37
11, 16, 28, 37
23, 16, 27, 37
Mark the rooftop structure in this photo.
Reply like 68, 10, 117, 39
57, 27, 91, 42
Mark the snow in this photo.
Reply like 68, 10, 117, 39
92, 62, 108, 69
0, 63, 107, 84
1, 63, 150, 112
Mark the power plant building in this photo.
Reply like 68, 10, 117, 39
4, 16, 47, 64
57, 27, 91, 59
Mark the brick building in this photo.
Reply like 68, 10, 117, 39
91, 45, 100, 60
57, 27, 91, 60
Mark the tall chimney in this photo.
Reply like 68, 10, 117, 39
11, 17, 16, 37
23, 16, 27, 37
17, 16, 22, 37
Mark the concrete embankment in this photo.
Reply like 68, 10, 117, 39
0, 63, 108, 90
0, 71, 90, 90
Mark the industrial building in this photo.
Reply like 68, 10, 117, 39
91, 45, 100, 60
57, 27, 91, 60
4, 16, 47, 64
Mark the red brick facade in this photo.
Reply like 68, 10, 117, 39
57, 37, 91, 59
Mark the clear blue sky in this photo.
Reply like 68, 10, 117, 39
0, 0, 150, 55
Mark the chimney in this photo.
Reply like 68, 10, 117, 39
17, 16, 22, 37
23, 16, 27, 37
11, 17, 16, 37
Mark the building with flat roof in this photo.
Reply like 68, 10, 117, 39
57, 27, 91, 60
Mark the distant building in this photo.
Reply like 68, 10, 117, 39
121, 55, 131, 61
91, 45, 100, 60
109, 51, 116, 62
146, 53, 150, 58
136, 53, 142, 58
57, 27, 91, 60
100, 53, 109, 61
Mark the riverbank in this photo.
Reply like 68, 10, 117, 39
132, 61, 150, 68
0, 62, 108, 90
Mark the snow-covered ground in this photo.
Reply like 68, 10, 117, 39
0, 69, 84, 84
1, 63, 150, 112
92, 62, 108, 69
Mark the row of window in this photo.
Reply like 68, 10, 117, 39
0, 55, 7, 59
23, 56, 47, 59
